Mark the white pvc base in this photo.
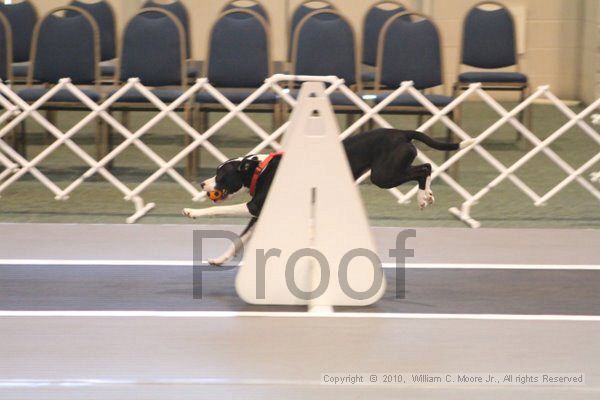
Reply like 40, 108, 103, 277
449, 206, 481, 229
236, 82, 385, 308
126, 196, 155, 224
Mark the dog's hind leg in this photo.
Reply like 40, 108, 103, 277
371, 163, 434, 209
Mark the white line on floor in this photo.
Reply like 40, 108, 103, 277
0, 259, 599, 270
0, 311, 599, 321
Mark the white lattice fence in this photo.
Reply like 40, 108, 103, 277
0, 74, 598, 226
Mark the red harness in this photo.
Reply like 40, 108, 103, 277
249, 152, 284, 196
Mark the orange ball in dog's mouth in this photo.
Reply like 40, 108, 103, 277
208, 189, 225, 202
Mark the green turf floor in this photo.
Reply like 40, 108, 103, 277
0, 100, 598, 228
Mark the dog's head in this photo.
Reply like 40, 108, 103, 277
201, 155, 262, 202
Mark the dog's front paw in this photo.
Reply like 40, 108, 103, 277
182, 208, 198, 219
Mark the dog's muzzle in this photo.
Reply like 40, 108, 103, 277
208, 189, 226, 202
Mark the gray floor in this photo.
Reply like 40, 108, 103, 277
1, 222, 599, 264
1, 317, 599, 399
1, 223, 599, 399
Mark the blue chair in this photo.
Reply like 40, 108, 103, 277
193, 8, 275, 178
372, 12, 456, 159
142, 0, 197, 79
222, 0, 269, 22
288, 0, 335, 61
0, 12, 18, 152
454, 1, 529, 136
361, 1, 407, 87
105, 8, 190, 171
291, 9, 362, 123
15, 6, 101, 157
374, 12, 452, 110
0, 12, 11, 83
0, 0, 37, 83
198, 8, 274, 114
68, 0, 116, 79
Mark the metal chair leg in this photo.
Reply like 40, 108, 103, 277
516, 87, 527, 142
45, 110, 56, 144
101, 111, 113, 170
17, 120, 26, 157
448, 110, 460, 180
345, 113, 356, 129
185, 104, 197, 181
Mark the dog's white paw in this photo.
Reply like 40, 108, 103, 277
426, 190, 435, 205
459, 138, 477, 149
208, 257, 227, 267
182, 208, 198, 219
417, 190, 434, 210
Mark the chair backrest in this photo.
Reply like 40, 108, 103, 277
0, 13, 12, 82
362, 1, 407, 67
29, 6, 99, 85
142, 0, 190, 58
206, 9, 271, 88
68, 0, 116, 61
377, 12, 442, 90
222, 0, 269, 22
292, 10, 358, 87
0, 0, 37, 63
289, 0, 335, 60
119, 8, 186, 87
461, 1, 516, 69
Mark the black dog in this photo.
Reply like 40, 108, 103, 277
183, 128, 473, 265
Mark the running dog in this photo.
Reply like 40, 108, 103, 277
183, 128, 474, 265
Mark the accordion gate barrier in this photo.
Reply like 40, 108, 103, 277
0, 74, 598, 227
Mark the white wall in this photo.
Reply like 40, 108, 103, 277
580, 0, 600, 104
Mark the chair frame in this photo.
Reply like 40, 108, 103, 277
1, 0, 38, 84
290, 8, 363, 125
221, 0, 271, 23
452, 1, 530, 135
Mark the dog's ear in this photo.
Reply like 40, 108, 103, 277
238, 156, 259, 173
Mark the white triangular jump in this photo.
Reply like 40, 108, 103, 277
236, 82, 385, 307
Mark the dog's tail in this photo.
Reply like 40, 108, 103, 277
407, 131, 475, 151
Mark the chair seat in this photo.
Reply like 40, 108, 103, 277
12, 62, 30, 78
361, 70, 375, 83
107, 88, 185, 103
289, 90, 357, 106
374, 92, 454, 107
458, 72, 528, 84
197, 89, 277, 105
18, 87, 102, 103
